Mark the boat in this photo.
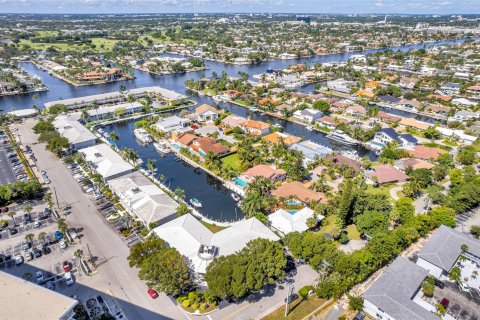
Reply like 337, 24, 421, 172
231, 193, 241, 202
340, 149, 360, 161
306, 125, 314, 131
212, 95, 223, 103
326, 130, 360, 146
190, 198, 202, 208
250, 107, 260, 112
198, 91, 205, 96
134, 128, 153, 144
154, 142, 171, 154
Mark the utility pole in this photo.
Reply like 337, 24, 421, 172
53, 186, 60, 209
284, 283, 293, 317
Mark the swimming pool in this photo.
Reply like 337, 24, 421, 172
171, 143, 181, 150
232, 177, 249, 188
287, 210, 298, 215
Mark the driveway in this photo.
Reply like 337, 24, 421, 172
433, 280, 480, 319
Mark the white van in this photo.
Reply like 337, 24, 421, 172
64, 272, 74, 286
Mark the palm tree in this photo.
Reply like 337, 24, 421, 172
57, 218, 67, 234
176, 203, 191, 217
38, 231, 47, 244
204, 151, 222, 172
74, 249, 84, 259
174, 187, 185, 200
7, 211, 16, 226
241, 192, 266, 218
109, 131, 119, 144
25, 233, 34, 242
146, 159, 156, 175
246, 177, 273, 198
80, 110, 89, 123
23, 204, 33, 216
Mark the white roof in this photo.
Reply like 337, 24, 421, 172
79, 143, 133, 180
108, 172, 178, 225
0, 271, 77, 320
54, 113, 97, 146
87, 102, 142, 117
268, 207, 323, 234
125, 86, 187, 101
45, 91, 123, 108
7, 108, 38, 118
153, 215, 279, 273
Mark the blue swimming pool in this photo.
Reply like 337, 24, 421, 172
232, 177, 249, 188
198, 150, 207, 157
285, 199, 302, 206
287, 210, 298, 215
171, 143, 181, 150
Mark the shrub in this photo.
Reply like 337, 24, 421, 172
339, 232, 349, 244
422, 278, 435, 297
182, 300, 190, 308
347, 294, 364, 311
471, 225, 480, 239
299, 285, 314, 299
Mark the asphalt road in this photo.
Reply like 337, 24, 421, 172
0, 149, 16, 186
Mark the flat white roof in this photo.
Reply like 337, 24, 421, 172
87, 102, 143, 117
79, 143, 133, 180
7, 108, 39, 118
268, 207, 323, 235
153, 215, 279, 273
54, 113, 97, 146
125, 86, 187, 100
44, 91, 123, 108
0, 271, 77, 320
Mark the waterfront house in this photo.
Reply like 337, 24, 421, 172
366, 164, 409, 185
108, 171, 178, 226
323, 154, 362, 172
175, 133, 197, 147
275, 104, 296, 115
346, 104, 367, 117
75, 68, 122, 83
290, 140, 333, 167
397, 99, 421, 111
79, 143, 134, 181
451, 110, 480, 122
377, 111, 401, 123
293, 108, 323, 123
155, 115, 192, 134
86, 102, 143, 122
377, 95, 401, 107
195, 104, 219, 122
262, 132, 301, 146
409, 146, 447, 161
394, 158, 434, 171
239, 120, 271, 136
272, 181, 326, 204
240, 164, 286, 184
315, 116, 344, 130
191, 137, 230, 157
268, 207, 323, 235
221, 114, 247, 128
372, 128, 418, 150
53, 113, 97, 151
152, 215, 279, 274
399, 118, 431, 130
125, 86, 188, 106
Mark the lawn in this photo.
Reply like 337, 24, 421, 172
318, 215, 338, 236
199, 220, 227, 233
366, 183, 395, 200
221, 153, 241, 171
261, 295, 327, 320
233, 99, 253, 107
346, 225, 361, 240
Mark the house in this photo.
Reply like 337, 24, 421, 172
152, 215, 279, 274
423, 104, 450, 118
268, 207, 324, 235
399, 118, 431, 130
125, 86, 188, 106
240, 120, 271, 136
293, 108, 323, 123
397, 99, 421, 111
436, 127, 477, 144
363, 257, 440, 320
175, 133, 197, 147
272, 181, 326, 204
79, 143, 134, 181
275, 104, 296, 115
108, 172, 178, 226
366, 164, 409, 184
372, 128, 418, 150
416, 225, 480, 280
355, 89, 376, 99
154, 116, 192, 134
377, 95, 401, 107
289, 140, 333, 167
323, 154, 362, 172
440, 82, 462, 95
221, 114, 247, 128
195, 104, 219, 122
394, 158, 435, 171
191, 137, 230, 157
44, 92, 124, 110
86, 102, 143, 122
377, 111, 401, 123
240, 164, 286, 184
409, 146, 447, 161
0, 271, 78, 320
452, 98, 477, 108
451, 110, 479, 122
399, 77, 417, 89
53, 113, 97, 151
262, 132, 301, 146
316, 116, 343, 130
346, 104, 367, 116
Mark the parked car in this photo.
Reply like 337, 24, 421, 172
59, 241, 68, 249
33, 248, 42, 258
23, 213, 32, 224
440, 298, 449, 309
0, 206, 8, 213
45, 281, 54, 290
459, 281, 470, 292
9, 228, 18, 235
22, 241, 31, 250
434, 278, 445, 289
63, 261, 72, 272
147, 288, 158, 299
36, 271, 45, 284
42, 245, 52, 255
64, 272, 74, 286
14, 255, 23, 265
25, 251, 33, 261
33, 221, 41, 228
353, 311, 366, 320
55, 230, 64, 240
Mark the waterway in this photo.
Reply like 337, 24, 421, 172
0, 37, 474, 222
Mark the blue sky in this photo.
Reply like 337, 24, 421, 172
1, 0, 479, 14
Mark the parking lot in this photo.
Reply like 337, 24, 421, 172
0, 147, 17, 185
433, 280, 480, 320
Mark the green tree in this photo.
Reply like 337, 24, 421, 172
393, 197, 415, 225
449, 266, 461, 283
429, 206, 456, 228
57, 218, 68, 233
457, 146, 476, 165
176, 203, 191, 217
347, 294, 364, 311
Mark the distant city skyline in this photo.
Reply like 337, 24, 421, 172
1, 0, 479, 15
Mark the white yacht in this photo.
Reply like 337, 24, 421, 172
134, 128, 153, 145
306, 125, 314, 131
326, 130, 360, 147
154, 141, 171, 154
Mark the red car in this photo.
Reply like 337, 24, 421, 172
0, 206, 9, 213
147, 288, 158, 299
63, 261, 72, 272
441, 298, 449, 309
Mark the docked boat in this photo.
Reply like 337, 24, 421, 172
154, 142, 171, 154
340, 149, 360, 161
190, 198, 202, 208
306, 125, 314, 131
326, 130, 360, 146
250, 107, 260, 112
231, 193, 241, 202
134, 128, 153, 145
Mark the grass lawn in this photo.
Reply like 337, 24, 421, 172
90, 38, 119, 51
221, 153, 241, 171
233, 99, 253, 107
261, 295, 327, 320
346, 225, 361, 240
199, 220, 227, 233
318, 215, 338, 236
366, 183, 395, 200
201, 88, 217, 96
